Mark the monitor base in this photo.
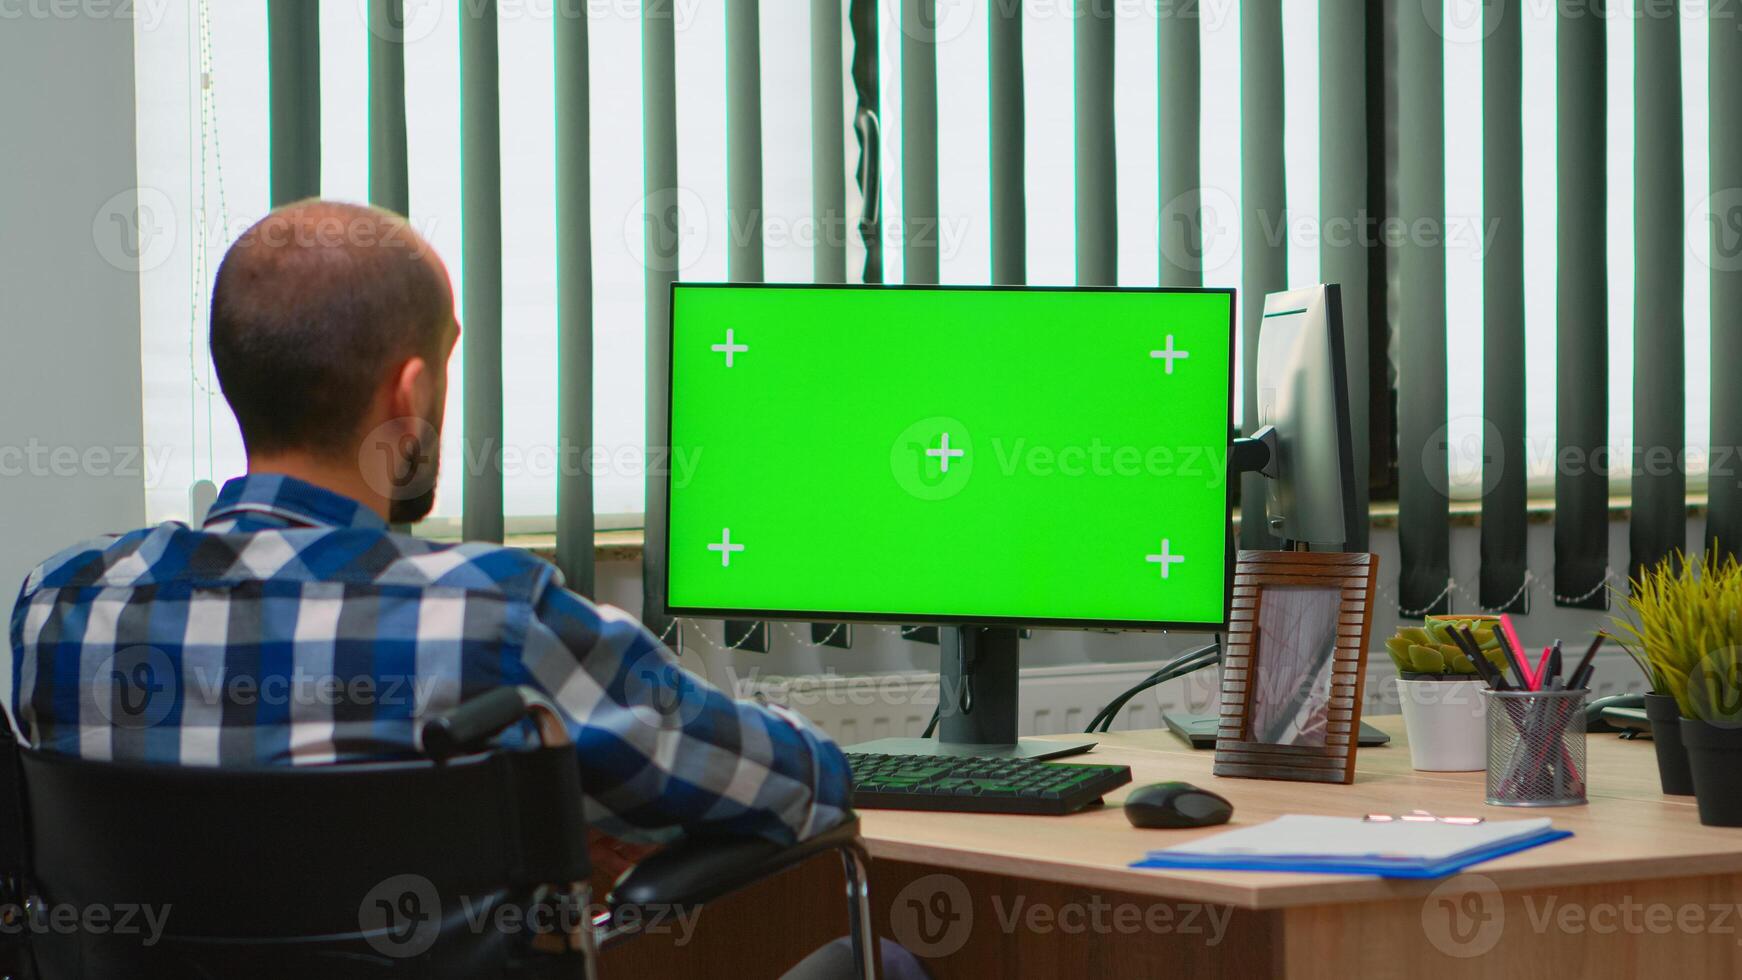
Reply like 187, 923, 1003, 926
844, 736, 1097, 761
852, 626, 1098, 761
1162, 711, 1392, 749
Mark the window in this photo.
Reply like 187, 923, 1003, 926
134, 2, 1721, 533
1447, 5, 1712, 499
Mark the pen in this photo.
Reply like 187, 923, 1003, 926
1497, 615, 1536, 690
1487, 628, 1585, 799
1568, 632, 1604, 690
1455, 627, 1509, 691
1455, 626, 1577, 795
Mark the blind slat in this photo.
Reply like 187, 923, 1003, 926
1709, 8, 1742, 559
1480, 0, 1528, 611
1156, 0, 1198, 289
728, 0, 765, 285
1631, 2, 1686, 579
810, 0, 851, 648
1318, 0, 1369, 553
1073, 2, 1115, 286
555, 0, 595, 595
724, 0, 767, 652
848, 0, 881, 284
1555, 2, 1610, 608
267, 0, 320, 206
1396, 0, 1450, 612
641, 2, 679, 641
1239, 0, 1285, 550
367, 0, 409, 216
989, 3, 1024, 286
368, 0, 412, 534
461, 1, 504, 544
893, 0, 939, 645
901, 0, 939, 284
812, 0, 847, 284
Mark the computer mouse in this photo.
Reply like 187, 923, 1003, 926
1123, 781, 1233, 829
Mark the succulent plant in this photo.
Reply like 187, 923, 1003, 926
1384, 614, 1510, 681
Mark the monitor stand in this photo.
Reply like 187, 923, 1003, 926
846, 626, 1098, 761
1161, 710, 1392, 749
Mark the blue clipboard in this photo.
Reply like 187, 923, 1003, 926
1130, 827, 1573, 879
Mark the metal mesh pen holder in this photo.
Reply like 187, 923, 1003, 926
1483, 689, 1588, 807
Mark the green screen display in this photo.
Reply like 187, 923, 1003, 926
667, 285, 1235, 628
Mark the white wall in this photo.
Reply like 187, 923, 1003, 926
0, 12, 147, 595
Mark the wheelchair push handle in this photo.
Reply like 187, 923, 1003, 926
421, 686, 569, 762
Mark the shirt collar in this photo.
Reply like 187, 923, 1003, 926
204, 474, 390, 532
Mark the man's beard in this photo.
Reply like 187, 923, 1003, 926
388, 439, 440, 525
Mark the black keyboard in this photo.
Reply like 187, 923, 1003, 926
847, 753, 1133, 815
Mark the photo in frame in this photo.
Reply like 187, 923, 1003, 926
1212, 551, 1379, 784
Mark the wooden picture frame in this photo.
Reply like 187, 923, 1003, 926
1212, 550, 1379, 784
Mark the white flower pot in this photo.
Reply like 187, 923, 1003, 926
1396, 678, 1490, 772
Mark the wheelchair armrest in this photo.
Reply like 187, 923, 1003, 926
607, 818, 863, 914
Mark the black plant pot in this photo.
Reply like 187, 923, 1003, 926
1679, 718, 1742, 826
1644, 693, 1695, 795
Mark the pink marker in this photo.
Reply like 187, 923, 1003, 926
1499, 614, 1536, 690
1534, 646, 1555, 692
1498, 616, 1539, 692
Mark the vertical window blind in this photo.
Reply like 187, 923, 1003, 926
1317, 0, 1368, 553
1708, 9, 1742, 560
640, 0, 678, 640
1238, 0, 1285, 551
1632, 0, 1685, 585
555, 2, 596, 595
460, 0, 506, 545
1480, 0, 1528, 613
723, 0, 765, 651
1396, 0, 1451, 613
134, 1, 1741, 636
1555, 0, 1609, 610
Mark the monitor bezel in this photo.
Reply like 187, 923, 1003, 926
661, 281, 1237, 633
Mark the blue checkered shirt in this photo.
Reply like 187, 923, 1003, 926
5, 474, 851, 845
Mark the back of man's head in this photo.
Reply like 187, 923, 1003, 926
210, 201, 453, 461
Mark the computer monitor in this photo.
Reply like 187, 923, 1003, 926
1160, 284, 1386, 748
1253, 285, 1359, 551
666, 283, 1237, 758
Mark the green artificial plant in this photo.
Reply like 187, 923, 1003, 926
1611, 551, 1742, 724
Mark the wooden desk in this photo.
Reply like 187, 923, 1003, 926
852, 717, 1742, 979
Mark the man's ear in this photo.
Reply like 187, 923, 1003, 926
389, 355, 438, 423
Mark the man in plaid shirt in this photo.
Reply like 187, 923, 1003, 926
4, 201, 851, 848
